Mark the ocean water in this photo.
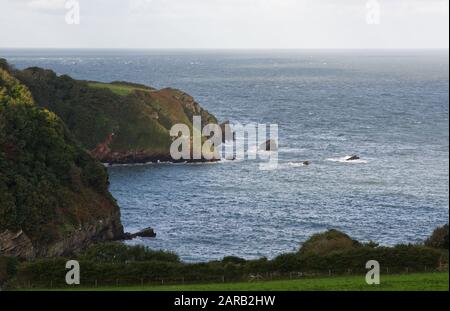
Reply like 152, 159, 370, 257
2, 49, 449, 262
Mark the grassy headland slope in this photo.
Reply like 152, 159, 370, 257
12, 66, 218, 164
0, 60, 124, 259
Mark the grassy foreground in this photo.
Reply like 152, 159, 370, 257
29, 272, 449, 291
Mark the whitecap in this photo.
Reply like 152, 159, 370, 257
288, 162, 308, 167
326, 156, 369, 164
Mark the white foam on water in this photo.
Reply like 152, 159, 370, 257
326, 156, 369, 164
278, 147, 305, 153
287, 162, 308, 167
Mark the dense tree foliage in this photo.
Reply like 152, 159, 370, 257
0, 63, 117, 245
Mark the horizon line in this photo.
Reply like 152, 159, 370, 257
0, 47, 449, 51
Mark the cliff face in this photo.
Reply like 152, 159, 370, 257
0, 61, 124, 259
13, 68, 218, 164
0, 210, 122, 259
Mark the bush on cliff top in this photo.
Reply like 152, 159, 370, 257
299, 229, 362, 256
79, 242, 180, 263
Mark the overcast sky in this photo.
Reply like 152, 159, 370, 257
1, 0, 449, 49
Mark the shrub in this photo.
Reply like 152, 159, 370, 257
0, 257, 19, 286
299, 229, 361, 256
222, 256, 246, 265
79, 242, 180, 263
425, 224, 449, 250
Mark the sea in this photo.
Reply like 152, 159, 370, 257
1, 49, 448, 262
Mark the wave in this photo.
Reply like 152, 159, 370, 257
287, 161, 308, 167
278, 147, 305, 154
326, 156, 369, 164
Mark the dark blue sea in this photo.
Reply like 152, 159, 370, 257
2, 49, 448, 262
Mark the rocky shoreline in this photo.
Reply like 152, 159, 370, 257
100, 153, 221, 166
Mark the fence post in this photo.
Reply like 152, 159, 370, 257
141, 278, 144, 286
328, 270, 332, 277
222, 276, 225, 283
95, 280, 98, 288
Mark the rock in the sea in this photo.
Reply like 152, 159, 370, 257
345, 155, 360, 161
260, 139, 278, 151
123, 227, 157, 240
302, 161, 310, 166
134, 227, 156, 238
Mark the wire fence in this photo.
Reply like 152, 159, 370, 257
12, 265, 448, 290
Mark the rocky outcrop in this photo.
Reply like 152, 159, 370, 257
260, 139, 278, 151
91, 133, 115, 160
123, 227, 157, 240
0, 208, 123, 259
0, 230, 35, 260
42, 210, 124, 258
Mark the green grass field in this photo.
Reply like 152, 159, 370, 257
28, 272, 449, 291
88, 82, 152, 96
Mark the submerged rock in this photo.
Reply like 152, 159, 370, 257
345, 155, 360, 161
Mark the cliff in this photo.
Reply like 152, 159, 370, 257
13, 67, 218, 164
0, 61, 124, 259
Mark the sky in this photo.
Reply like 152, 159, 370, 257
1, 0, 449, 49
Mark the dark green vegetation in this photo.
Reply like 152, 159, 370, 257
12, 65, 217, 163
34, 273, 448, 291
0, 61, 123, 258
3, 228, 448, 290
425, 224, 449, 250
